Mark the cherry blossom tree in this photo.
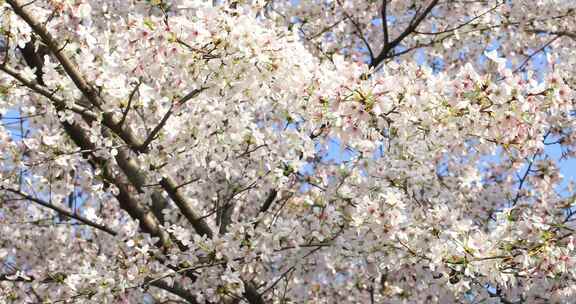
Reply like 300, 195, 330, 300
0, 0, 575, 303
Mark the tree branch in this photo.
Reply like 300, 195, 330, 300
6, 0, 102, 109
413, 1, 503, 35
371, 0, 439, 68
259, 189, 277, 213
139, 103, 175, 152
511, 36, 559, 74
527, 29, 576, 40
0, 187, 117, 236
381, 0, 389, 46
7, 0, 146, 151
148, 279, 199, 304
139, 87, 206, 152
0, 65, 97, 120
56, 116, 171, 248
158, 177, 266, 304
342, 11, 374, 62
159, 176, 214, 238
6, 3, 265, 302
119, 79, 142, 127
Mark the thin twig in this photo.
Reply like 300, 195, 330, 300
414, 1, 503, 35
511, 36, 559, 74
139, 103, 175, 152
139, 87, 206, 152
1, 187, 117, 236
0, 64, 97, 119
342, 11, 374, 62
119, 79, 142, 127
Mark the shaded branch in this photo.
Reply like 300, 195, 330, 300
217, 201, 234, 235
259, 189, 277, 213
18, 37, 48, 85
53, 113, 171, 248
157, 178, 266, 304
6, 3, 265, 302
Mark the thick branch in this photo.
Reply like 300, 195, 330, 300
244, 281, 265, 304
217, 201, 234, 235
159, 177, 214, 238
159, 177, 266, 304
381, 0, 389, 46
7, 3, 263, 302
114, 148, 172, 224
4, 2, 181, 237
58, 119, 171, 248
7, 0, 145, 150
148, 279, 199, 304
7, 0, 101, 108
19, 37, 47, 85
1, 64, 173, 238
